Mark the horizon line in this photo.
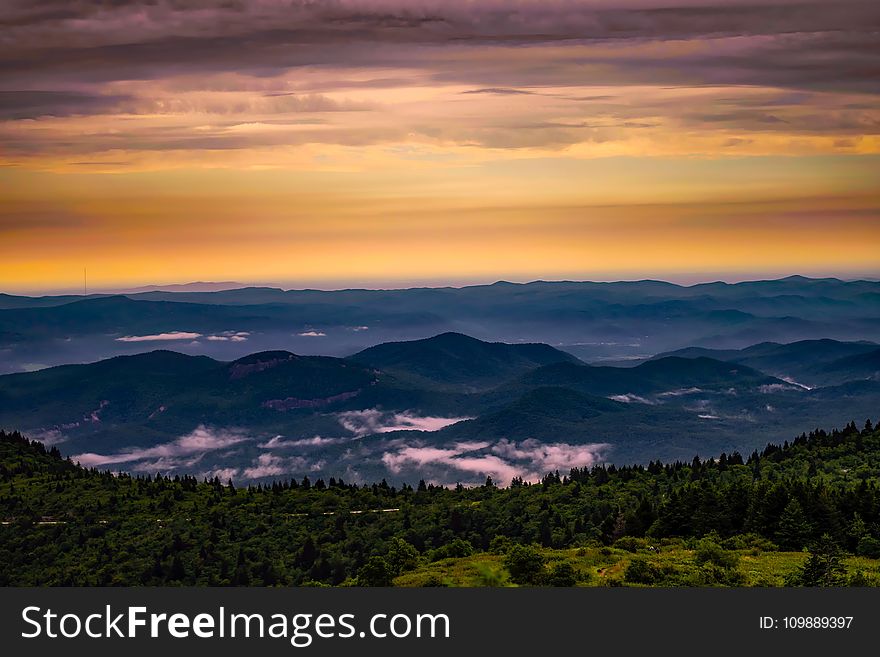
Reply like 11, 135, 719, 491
4, 272, 880, 297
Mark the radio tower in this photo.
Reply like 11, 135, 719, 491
83, 267, 87, 296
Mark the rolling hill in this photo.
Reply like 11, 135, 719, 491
439, 387, 626, 442
0, 331, 877, 483
654, 339, 880, 387
517, 356, 781, 397
349, 332, 581, 390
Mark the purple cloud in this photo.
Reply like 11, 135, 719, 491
381, 438, 609, 485
72, 425, 250, 467
337, 409, 472, 436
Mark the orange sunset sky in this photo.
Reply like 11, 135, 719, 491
1, 0, 878, 293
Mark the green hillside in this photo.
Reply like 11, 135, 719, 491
2, 421, 880, 586
0, 350, 381, 451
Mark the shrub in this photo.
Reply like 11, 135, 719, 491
694, 538, 740, 571
624, 558, 662, 585
695, 563, 746, 587
546, 561, 578, 587
722, 533, 778, 552
420, 574, 449, 587
504, 544, 546, 585
474, 564, 510, 587
358, 556, 393, 587
430, 538, 474, 561
848, 571, 872, 587
856, 536, 880, 559
386, 537, 420, 575
614, 536, 647, 553
489, 535, 512, 554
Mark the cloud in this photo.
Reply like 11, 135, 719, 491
205, 331, 250, 342
337, 409, 471, 436
780, 377, 813, 390
116, 329, 248, 343
758, 383, 801, 393
1, 0, 877, 168
381, 437, 608, 485
241, 452, 309, 479
129, 455, 205, 473
200, 467, 240, 481
461, 88, 537, 96
3, 1, 875, 95
258, 435, 350, 449
72, 425, 250, 468
28, 429, 67, 446
657, 387, 703, 397
298, 331, 327, 337
0, 90, 132, 120
242, 453, 287, 479
116, 331, 202, 342
490, 439, 609, 473
608, 393, 655, 404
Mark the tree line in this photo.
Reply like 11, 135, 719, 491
1, 420, 878, 586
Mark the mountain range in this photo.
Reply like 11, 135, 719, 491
1, 276, 878, 375
651, 339, 880, 388
1, 331, 877, 485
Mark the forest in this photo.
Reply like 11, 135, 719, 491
2, 420, 880, 587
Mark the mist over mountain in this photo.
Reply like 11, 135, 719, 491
1, 276, 878, 375
1, 326, 877, 485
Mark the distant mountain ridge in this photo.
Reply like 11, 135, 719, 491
1, 276, 878, 374
105, 281, 248, 294
653, 339, 880, 387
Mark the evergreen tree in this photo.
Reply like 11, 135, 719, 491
775, 499, 812, 551
792, 535, 848, 587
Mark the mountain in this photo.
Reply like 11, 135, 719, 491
0, 332, 878, 483
104, 281, 248, 294
819, 348, 880, 385
438, 387, 625, 442
349, 332, 581, 390
0, 295, 275, 341
653, 339, 880, 387
517, 356, 780, 397
1, 276, 878, 374
0, 293, 113, 310
0, 349, 382, 452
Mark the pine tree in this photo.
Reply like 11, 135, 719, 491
794, 535, 848, 587
775, 499, 812, 551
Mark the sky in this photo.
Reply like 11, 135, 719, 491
1, 0, 878, 293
